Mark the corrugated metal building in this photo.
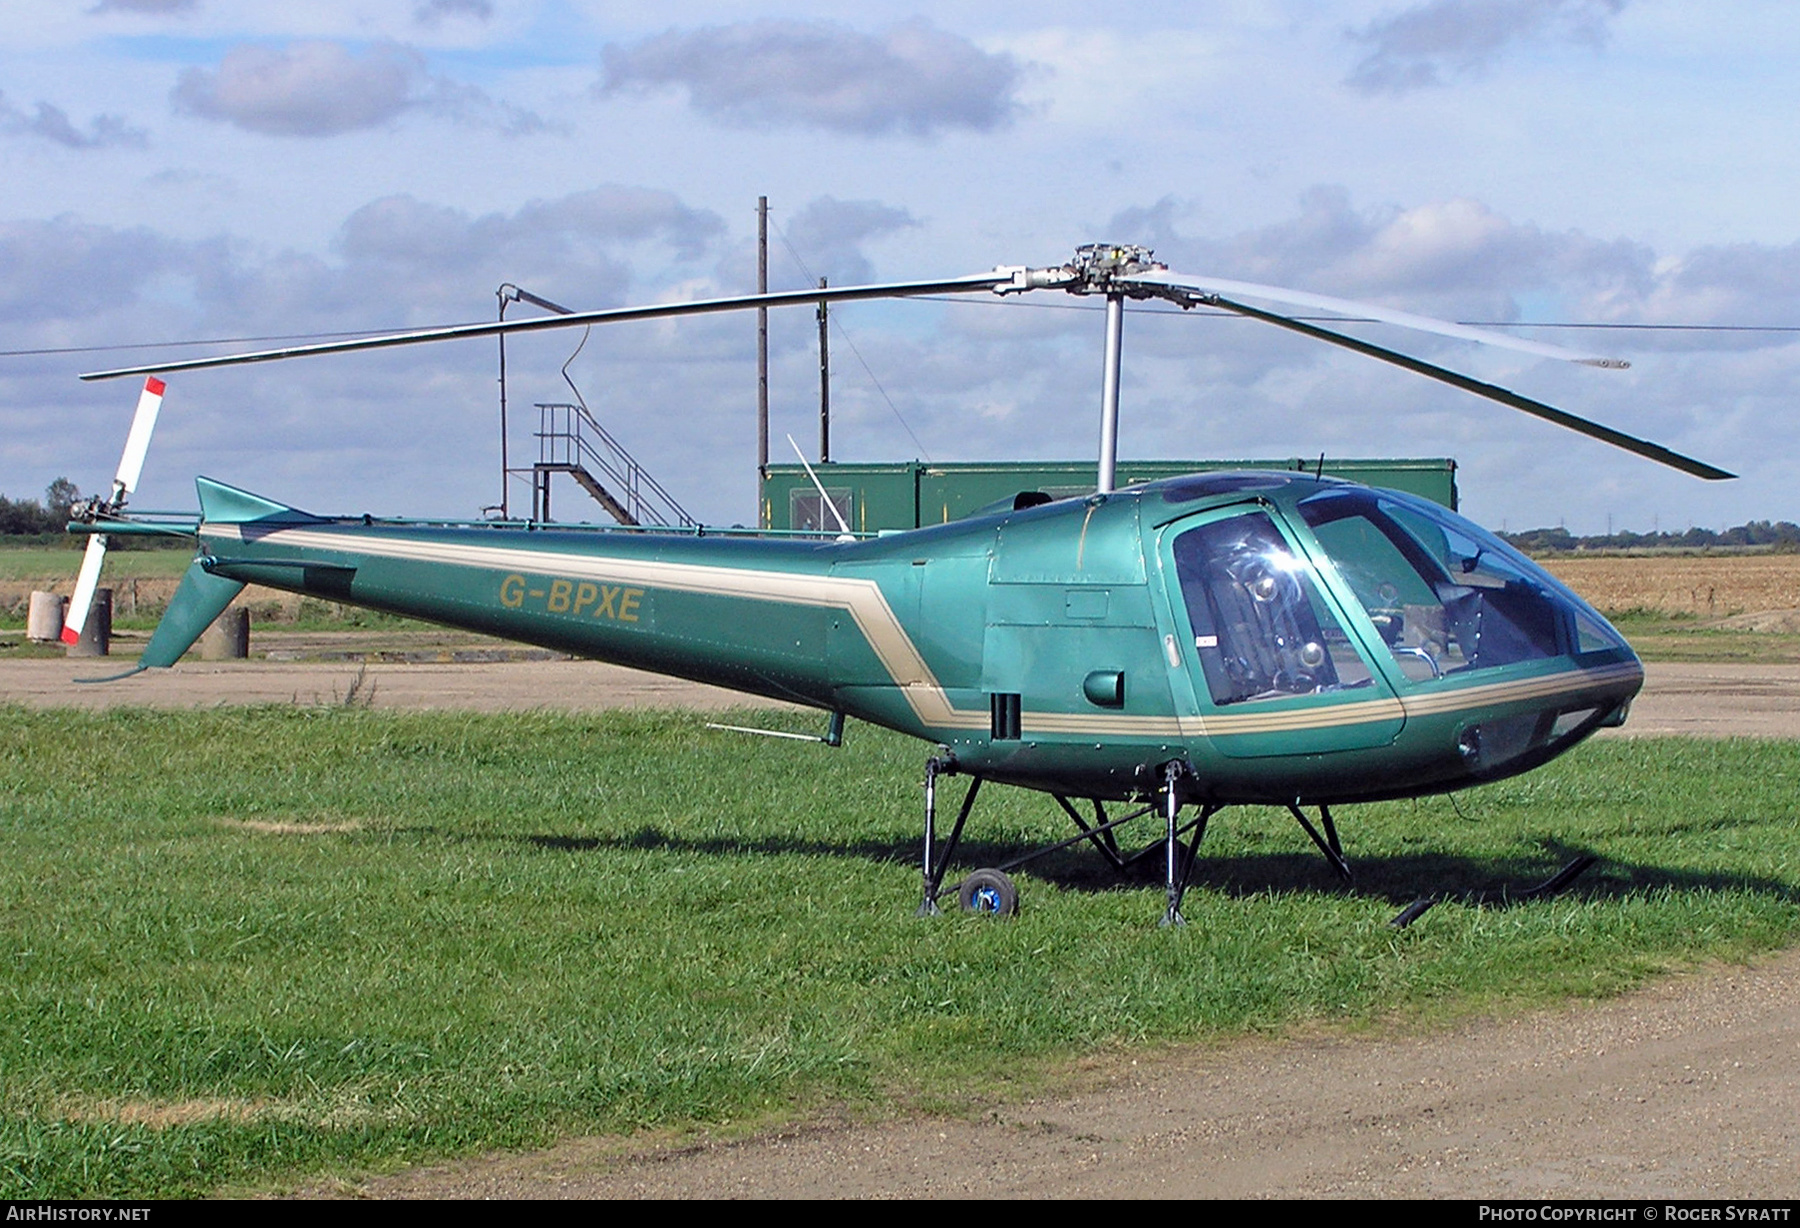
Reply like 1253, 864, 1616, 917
760, 458, 1457, 533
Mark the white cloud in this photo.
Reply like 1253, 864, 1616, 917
0, 187, 738, 514
413, 0, 492, 26
0, 92, 146, 149
90, 0, 196, 11
780, 197, 919, 285
599, 18, 1023, 136
172, 41, 417, 136
1347, 0, 1627, 94
1105, 189, 1668, 329
171, 40, 547, 137
332, 187, 726, 307
0, 217, 184, 323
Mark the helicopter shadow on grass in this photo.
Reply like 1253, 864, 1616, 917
520, 826, 1798, 913
1181, 839, 1799, 911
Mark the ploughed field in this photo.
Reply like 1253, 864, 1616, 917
1540, 552, 1800, 623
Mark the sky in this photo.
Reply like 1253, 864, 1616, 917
2, 0, 1797, 535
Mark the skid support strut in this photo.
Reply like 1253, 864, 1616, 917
1287, 801, 1352, 882
1052, 795, 1127, 871
918, 757, 981, 916
918, 754, 1216, 924
1161, 760, 1214, 927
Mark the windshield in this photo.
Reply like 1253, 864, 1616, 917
1296, 487, 1626, 682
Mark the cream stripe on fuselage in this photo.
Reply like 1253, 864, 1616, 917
208, 524, 986, 731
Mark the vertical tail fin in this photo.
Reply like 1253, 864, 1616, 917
139, 560, 246, 670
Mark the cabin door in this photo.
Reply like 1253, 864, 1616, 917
1154, 505, 1405, 758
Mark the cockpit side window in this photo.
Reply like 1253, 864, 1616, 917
1172, 512, 1373, 706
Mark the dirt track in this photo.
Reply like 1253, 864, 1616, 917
4, 656, 1798, 738
7, 653, 1799, 1200
354, 948, 1800, 1199
0, 655, 793, 714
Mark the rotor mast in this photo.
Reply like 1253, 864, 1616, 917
1098, 294, 1124, 494
1037, 244, 1169, 495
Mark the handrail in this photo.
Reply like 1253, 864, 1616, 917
535, 402, 696, 528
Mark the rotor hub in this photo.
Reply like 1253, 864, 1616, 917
992, 244, 1171, 298
1065, 244, 1168, 296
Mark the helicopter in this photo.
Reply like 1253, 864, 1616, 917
64, 244, 1733, 925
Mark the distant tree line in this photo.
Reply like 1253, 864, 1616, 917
0, 479, 81, 539
4, 476, 1794, 556
1499, 521, 1800, 553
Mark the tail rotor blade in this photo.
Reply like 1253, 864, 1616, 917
61, 533, 109, 645
113, 376, 166, 500
64, 376, 169, 644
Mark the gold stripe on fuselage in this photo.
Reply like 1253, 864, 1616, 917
207, 525, 987, 731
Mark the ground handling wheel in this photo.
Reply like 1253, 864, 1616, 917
957, 868, 1019, 918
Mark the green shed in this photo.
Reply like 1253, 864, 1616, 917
760, 458, 1457, 532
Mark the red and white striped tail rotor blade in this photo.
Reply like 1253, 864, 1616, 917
62, 376, 167, 645
61, 534, 109, 645
114, 376, 165, 499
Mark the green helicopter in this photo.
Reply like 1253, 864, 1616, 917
67, 245, 1731, 925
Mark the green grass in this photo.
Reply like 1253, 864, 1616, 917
1, 708, 1796, 1197
1607, 609, 1800, 663
0, 545, 191, 581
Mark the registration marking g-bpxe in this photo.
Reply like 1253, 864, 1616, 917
499, 573, 644, 621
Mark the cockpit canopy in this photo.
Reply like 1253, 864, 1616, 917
1163, 476, 1627, 709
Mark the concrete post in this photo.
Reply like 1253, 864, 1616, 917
26, 591, 65, 642
65, 588, 110, 657
200, 607, 251, 660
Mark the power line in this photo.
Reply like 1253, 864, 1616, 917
769, 220, 933, 462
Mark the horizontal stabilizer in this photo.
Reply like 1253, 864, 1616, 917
139, 559, 246, 669
195, 476, 321, 526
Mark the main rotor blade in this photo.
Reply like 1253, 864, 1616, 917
1123, 270, 1629, 369
81, 271, 1017, 381
1207, 294, 1734, 481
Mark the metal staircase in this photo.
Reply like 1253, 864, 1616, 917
530, 402, 696, 528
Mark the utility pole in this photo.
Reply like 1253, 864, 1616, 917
757, 196, 769, 486
817, 276, 830, 463
496, 287, 511, 519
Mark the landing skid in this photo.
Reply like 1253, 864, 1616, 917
916, 756, 1347, 926
915, 757, 1601, 926
1388, 854, 1599, 928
